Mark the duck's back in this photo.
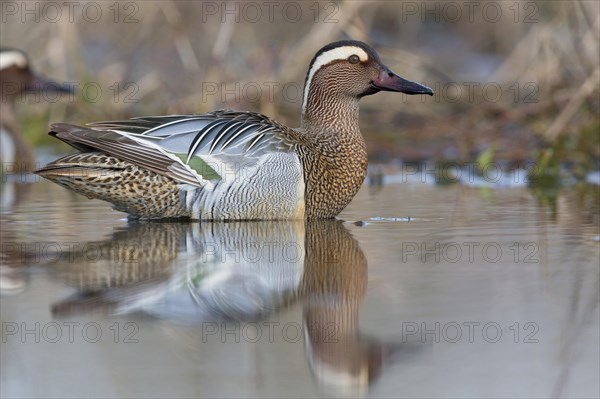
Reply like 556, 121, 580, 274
35, 111, 310, 220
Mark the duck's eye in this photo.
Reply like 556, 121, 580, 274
348, 55, 360, 64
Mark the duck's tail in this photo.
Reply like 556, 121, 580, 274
35, 152, 191, 219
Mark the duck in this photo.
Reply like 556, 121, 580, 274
35, 40, 433, 220
0, 48, 73, 174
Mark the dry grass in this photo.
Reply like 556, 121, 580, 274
1, 0, 598, 166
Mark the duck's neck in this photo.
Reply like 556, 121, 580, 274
300, 84, 361, 138
0, 101, 35, 172
298, 84, 368, 219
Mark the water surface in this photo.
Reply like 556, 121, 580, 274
1, 177, 598, 398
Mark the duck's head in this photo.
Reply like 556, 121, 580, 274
0, 48, 74, 100
302, 40, 433, 118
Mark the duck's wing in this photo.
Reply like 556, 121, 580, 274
50, 110, 303, 187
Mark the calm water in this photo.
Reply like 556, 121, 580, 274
1, 176, 599, 398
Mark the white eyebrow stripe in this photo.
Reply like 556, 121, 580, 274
301, 46, 369, 115
0, 51, 28, 70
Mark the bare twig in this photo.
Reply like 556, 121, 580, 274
545, 67, 600, 140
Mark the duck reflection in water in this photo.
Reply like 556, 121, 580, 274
51, 220, 425, 395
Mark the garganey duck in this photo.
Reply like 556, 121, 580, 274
0, 48, 73, 174
35, 40, 433, 220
